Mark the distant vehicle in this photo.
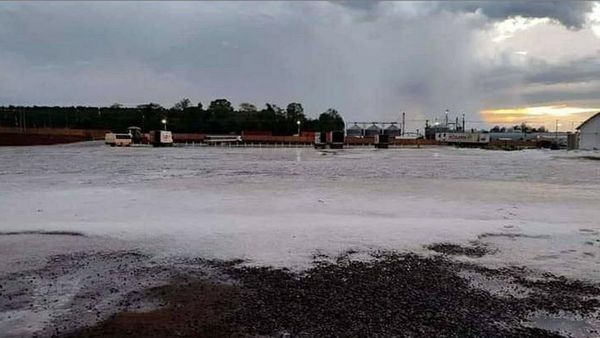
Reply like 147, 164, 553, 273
396, 132, 422, 140
204, 135, 242, 145
314, 132, 327, 149
149, 130, 174, 147
127, 126, 144, 144
374, 134, 390, 149
105, 132, 132, 147
314, 131, 344, 149
436, 132, 489, 145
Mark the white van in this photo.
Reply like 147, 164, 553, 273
105, 132, 132, 147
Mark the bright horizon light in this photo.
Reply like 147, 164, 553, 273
480, 105, 600, 130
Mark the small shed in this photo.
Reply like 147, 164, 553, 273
576, 112, 600, 150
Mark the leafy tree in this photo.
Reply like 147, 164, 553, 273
265, 103, 284, 116
136, 103, 163, 110
318, 108, 345, 132
239, 103, 258, 113
286, 102, 305, 120
172, 98, 191, 111
208, 99, 233, 114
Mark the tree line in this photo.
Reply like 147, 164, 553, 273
489, 123, 547, 133
0, 99, 345, 135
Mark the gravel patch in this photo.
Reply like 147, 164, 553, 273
64, 251, 600, 338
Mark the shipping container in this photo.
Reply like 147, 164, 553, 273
374, 134, 390, 148
149, 130, 174, 147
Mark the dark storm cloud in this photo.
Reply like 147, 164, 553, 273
437, 1, 595, 28
335, 1, 595, 28
333, 1, 380, 11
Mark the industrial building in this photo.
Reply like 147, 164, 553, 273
576, 112, 600, 150
346, 122, 403, 138
424, 111, 465, 140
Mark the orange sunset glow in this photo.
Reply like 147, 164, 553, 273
480, 105, 600, 131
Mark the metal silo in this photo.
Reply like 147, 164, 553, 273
364, 123, 381, 137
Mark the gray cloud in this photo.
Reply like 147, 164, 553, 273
524, 55, 600, 85
0, 1, 598, 130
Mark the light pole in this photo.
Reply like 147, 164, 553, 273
296, 120, 301, 136
161, 118, 167, 131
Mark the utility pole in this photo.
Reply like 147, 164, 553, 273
402, 112, 405, 136
445, 109, 449, 127
462, 113, 465, 131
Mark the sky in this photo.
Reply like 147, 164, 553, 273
1, 1, 599, 131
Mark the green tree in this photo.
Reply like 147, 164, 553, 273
172, 98, 191, 111
208, 99, 233, 115
136, 103, 163, 110
318, 108, 345, 132
286, 102, 304, 120
239, 102, 258, 113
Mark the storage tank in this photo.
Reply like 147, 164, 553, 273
346, 124, 363, 138
364, 124, 381, 137
383, 124, 401, 137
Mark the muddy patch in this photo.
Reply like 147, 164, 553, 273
426, 242, 494, 257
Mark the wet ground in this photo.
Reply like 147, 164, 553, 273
1, 143, 599, 336
2, 243, 598, 337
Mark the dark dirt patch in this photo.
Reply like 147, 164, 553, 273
426, 242, 494, 257
478, 232, 551, 240
579, 156, 600, 161
62, 251, 600, 338
69, 280, 240, 338
0, 230, 85, 236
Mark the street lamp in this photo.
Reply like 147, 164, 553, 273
296, 120, 301, 136
161, 118, 167, 131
